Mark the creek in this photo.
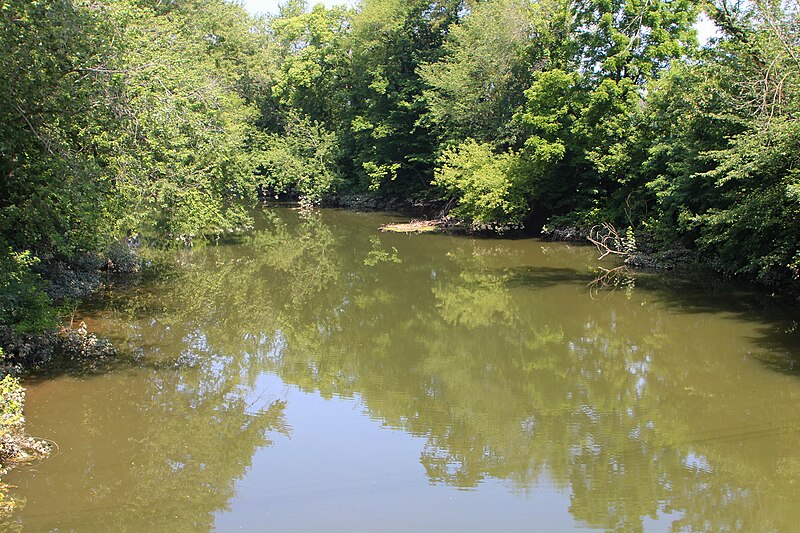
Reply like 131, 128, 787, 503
7, 206, 800, 531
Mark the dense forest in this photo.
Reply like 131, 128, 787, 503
1, 0, 799, 342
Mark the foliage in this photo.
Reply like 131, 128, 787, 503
572, 0, 699, 83
100, 0, 265, 242
0, 371, 22, 510
0, 0, 116, 258
253, 112, 337, 205
514, 68, 579, 213
419, 0, 552, 146
269, 2, 352, 124
0, 0, 272, 333
433, 140, 530, 224
337, 0, 463, 196
0, 248, 56, 334
3, 0, 800, 334
694, 118, 800, 285
0, 374, 24, 433
56, 322, 117, 362
634, 0, 800, 287
689, 0, 800, 286
1, 371, 50, 515
1, 0, 268, 254
636, 59, 740, 240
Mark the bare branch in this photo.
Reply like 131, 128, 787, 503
587, 223, 631, 260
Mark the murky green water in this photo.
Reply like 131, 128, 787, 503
6, 207, 800, 532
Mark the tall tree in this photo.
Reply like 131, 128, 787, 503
515, 0, 698, 223
668, 0, 800, 285
0, 0, 117, 258
340, 0, 465, 196
420, 0, 559, 147
269, 2, 352, 125
101, 0, 265, 242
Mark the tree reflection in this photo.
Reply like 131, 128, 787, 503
24, 206, 800, 531
13, 363, 287, 531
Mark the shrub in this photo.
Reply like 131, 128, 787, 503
433, 139, 529, 224
0, 248, 57, 334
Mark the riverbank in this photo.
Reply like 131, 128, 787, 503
549, 222, 800, 300
0, 252, 132, 515
0, 373, 50, 516
1, 240, 140, 375
370, 205, 800, 300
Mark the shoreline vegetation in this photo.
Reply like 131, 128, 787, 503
0, 372, 51, 516
378, 214, 728, 278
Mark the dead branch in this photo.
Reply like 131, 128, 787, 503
587, 222, 631, 260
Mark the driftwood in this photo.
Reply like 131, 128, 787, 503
379, 220, 440, 234
586, 222, 637, 298
587, 222, 633, 260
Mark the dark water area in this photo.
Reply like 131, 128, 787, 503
6, 207, 800, 532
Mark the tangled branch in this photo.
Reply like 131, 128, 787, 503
587, 223, 635, 260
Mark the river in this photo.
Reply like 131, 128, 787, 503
6, 207, 800, 531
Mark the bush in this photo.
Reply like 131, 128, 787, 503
0, 322, 117, 375
433, 139, 530, 224
254, 112, 337, 206
56, 323, 117, 362
0, 248, 58, 334
103, 240, 142, 274
0, 374, 24, 437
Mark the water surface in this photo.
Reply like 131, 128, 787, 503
7, 207, 800, 532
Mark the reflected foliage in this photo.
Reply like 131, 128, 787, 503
19, 208, 800, 531
12, 363, 288, 531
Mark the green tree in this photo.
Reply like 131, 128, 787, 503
0, 0, 272, 334
253, 111, 337, 205
433, 139, 530, 224
269, 2, 352, 125
690, 0, 800, 285
0, 0, 117, 258
513, 0, 698, 226
420, 0, 556, 146
339, 0, 464, 196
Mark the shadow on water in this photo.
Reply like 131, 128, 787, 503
505, 265, 596, 289
626, 270, 800, 375
466, 257, 800, 376
483, 239, 800, 376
